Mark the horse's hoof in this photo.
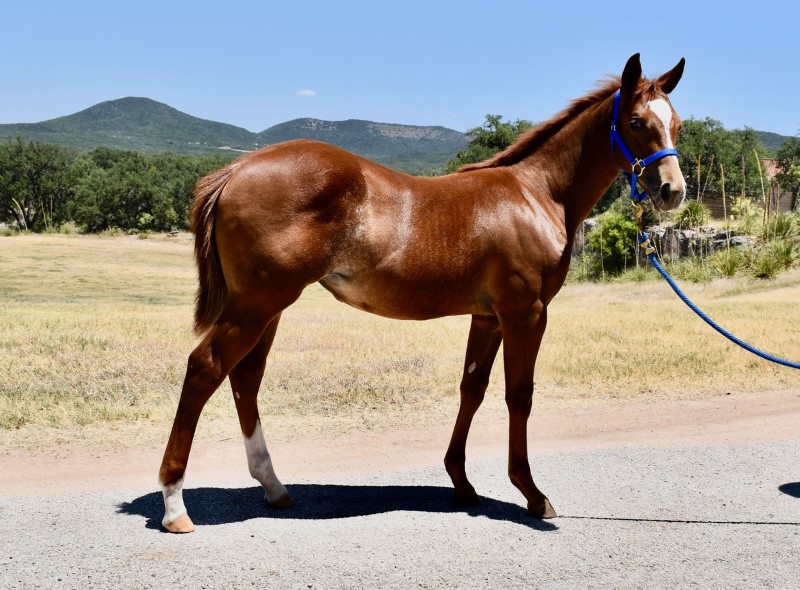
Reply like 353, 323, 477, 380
163, 513, 196, 533
453, 489, 482, 507
269, 492, 295, 509
527, 497, 557, 519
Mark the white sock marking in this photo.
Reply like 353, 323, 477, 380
160, 478, 187, 526
244, 421, 288, 503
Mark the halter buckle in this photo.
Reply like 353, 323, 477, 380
632, 159, 646, 176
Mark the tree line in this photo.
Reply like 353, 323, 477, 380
0, 138, 231, 232
1, 116, 798, 233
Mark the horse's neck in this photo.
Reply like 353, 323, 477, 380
518, 98, 620, 238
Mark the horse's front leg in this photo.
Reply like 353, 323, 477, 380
500, 302, 557, 519
444, 315, 502, 505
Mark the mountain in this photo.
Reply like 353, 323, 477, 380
0, 97, 467, 173
257, 118, 467, 171
0, 97, 259, 155
756, 131, 795, 153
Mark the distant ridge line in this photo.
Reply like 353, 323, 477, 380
0, 97, 468, 173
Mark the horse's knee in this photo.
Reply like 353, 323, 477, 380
459, 373, 489, 410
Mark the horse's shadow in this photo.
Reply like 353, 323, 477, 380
117, 484, 558, 532
779, 482, 800, 499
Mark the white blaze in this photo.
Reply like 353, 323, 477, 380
647, 99, 675, 149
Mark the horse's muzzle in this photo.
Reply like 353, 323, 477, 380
649, 181, 686, 211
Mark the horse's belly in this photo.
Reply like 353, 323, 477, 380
318, 270, 478, 320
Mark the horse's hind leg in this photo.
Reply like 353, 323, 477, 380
444, 315, 502, 506
158, 297, 295, 533
228, 313, 293, 508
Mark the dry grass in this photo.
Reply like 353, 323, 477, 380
1, 234, 798, 452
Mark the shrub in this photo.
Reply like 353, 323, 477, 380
742, 235, 799, 280
748, 252, 781, 279
58, 221, 81, 235
664, 257, 716, 283
731, 197, 761, 235
584, 212, 639, 277
614, 266, 653, 283
672, 200, 711, 229
763, 212, 798, 241
710, 247, 745, 277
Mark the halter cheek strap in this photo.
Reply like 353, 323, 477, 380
609, 90, 679, 202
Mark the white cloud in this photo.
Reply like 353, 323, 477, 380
296, 89, 317, 97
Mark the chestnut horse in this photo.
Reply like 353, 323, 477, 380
159, 54, 686, 532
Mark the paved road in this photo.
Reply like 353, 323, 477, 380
0, 442, 800, 589
2, 436, 799, 589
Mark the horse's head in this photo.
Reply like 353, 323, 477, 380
614, 54, 686, 211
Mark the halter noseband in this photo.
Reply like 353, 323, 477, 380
609, 90, 679, 202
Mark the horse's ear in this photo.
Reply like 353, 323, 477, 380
657, 58, 686, 94
621, 53, 642, 96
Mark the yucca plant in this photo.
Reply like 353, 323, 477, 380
711, 247, 744, 277
665, 257, 716, 283
672, 200, 711, 229
747, 244, 788, 279
762, 212, 799, 241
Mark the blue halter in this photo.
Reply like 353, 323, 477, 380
609, 90, 679, 202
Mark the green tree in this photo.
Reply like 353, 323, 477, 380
729, 128, 770, 200
677, 118, 728, 200
0, 138, 75, 230
676, 119, 770, 202
67, 148, 232, 232
444, 115, 534, 173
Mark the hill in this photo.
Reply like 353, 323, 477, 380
0, 97, 466, 173
257, 118, 466, 172
757, 130, 794, 153
0, 98, 258, 155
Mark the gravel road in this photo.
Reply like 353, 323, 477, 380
2, 392, 799, 589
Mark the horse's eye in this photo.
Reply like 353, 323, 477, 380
630, 119, 642, 130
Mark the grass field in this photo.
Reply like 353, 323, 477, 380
1, 234, 798, 451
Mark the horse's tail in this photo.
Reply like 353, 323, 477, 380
190, 164, 236, 335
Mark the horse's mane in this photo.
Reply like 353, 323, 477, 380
459, 76, 627, 172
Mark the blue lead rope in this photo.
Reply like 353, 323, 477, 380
637, 233, 800, 370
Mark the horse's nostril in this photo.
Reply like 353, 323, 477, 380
660, 183, 672, 202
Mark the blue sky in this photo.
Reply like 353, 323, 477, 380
2, 1, 798, 136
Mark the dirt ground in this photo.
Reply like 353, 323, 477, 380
3, 388, 799, 497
